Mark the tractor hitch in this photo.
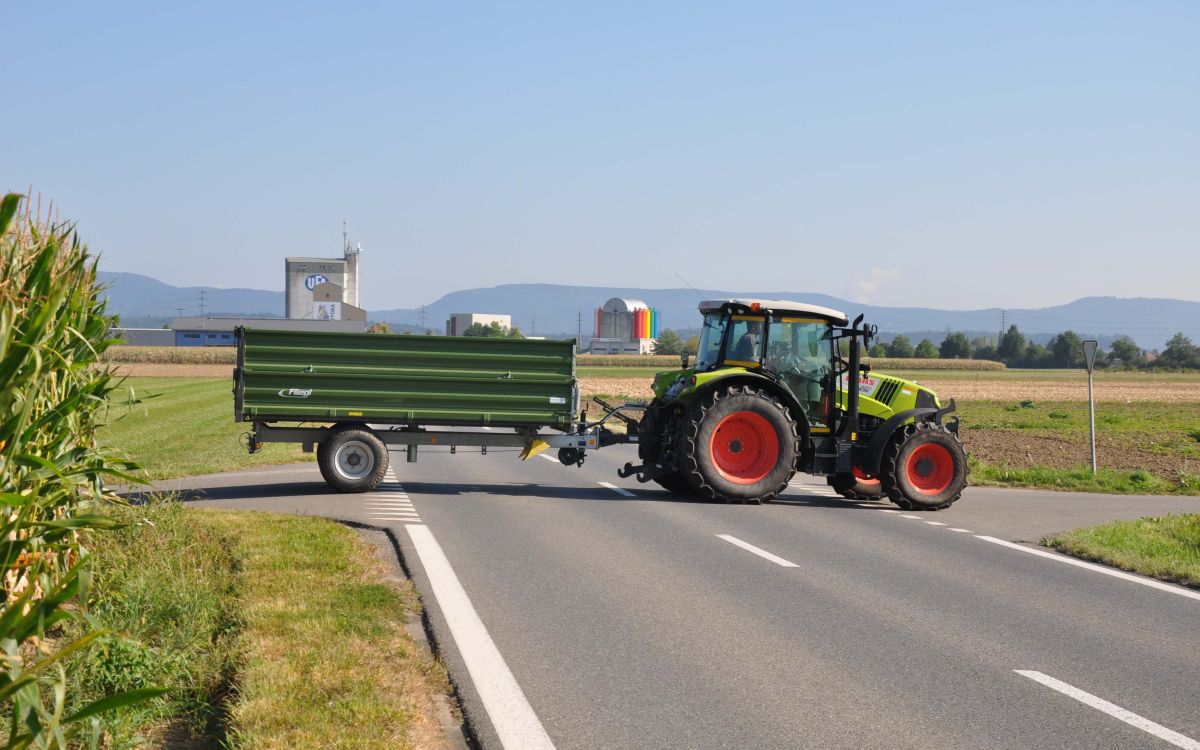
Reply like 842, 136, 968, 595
618, 461, 661, 483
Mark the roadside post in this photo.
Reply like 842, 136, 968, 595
1082, 340, 1099, 475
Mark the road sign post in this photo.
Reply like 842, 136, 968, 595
1082, 340, 1099, 475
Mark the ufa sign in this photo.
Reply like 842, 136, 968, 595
304, 274, 329, 291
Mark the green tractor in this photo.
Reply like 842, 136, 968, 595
618, 299, 967, 509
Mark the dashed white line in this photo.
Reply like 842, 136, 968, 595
977, 536, 1200, 602
879, 509, 901, 514
899, 514, 921, 519
598, 481, 635, 497
1015, 671, 1200, 749
716, 534, 799, 568
949, 527, 972, 533
538, 453, 558, 462
405, 524, 556, 750
924, 521, 947, 526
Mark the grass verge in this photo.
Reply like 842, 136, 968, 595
73, 501, 453, 749
1045, 514, 1200, 588
98, 377, 312, 480
968, 460, 1199, 495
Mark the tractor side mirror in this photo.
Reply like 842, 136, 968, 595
681, 351, 690, 369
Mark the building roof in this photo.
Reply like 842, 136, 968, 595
602, 297, 649, 312
285, 256, 349, 264
698, 299, 849, 325
172, 317, 366, 333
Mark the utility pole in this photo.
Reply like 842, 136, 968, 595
418, 305, 427, 335
198, 290, 208, 317
999, 309, 1006, 343
576, 311, 583, 348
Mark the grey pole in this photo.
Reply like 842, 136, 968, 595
1083, 340, 1099, 475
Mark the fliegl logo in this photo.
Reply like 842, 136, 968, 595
278, 388, 313, 399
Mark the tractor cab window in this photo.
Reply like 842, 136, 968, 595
765, 317, 832, 423
725, 317, 766, 366
694, 313, 727, 371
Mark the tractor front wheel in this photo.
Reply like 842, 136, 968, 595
880, 422, 967, 510
828, 467, 883, 501
679, 385, 799, 504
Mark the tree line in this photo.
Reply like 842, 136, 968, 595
652, 324, 1200, 369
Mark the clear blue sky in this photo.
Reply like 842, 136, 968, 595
6, 1, 1197, 310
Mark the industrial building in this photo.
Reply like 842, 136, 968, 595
284, 235, 365, 321
446, 313, 513, 336
589, 298, 660, 354
173, 316, 367, 346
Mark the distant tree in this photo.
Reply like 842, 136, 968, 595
1156, 332, 1200, 369
366, 321, 393, 334
1108, 336, 1144, 368
1021, 341, 1051, 368
868, 343, 888, 358
161, 323, 170, 329
914, 339, 938, 359
463, 321, 524, 339
685, 335, 700, 354
939, 332, 972, 359
886, 335, 914, 358
652, 329, 686, 355
974, 343, 999, 361
997, 325, 1025, 365
1048, 330, 1085, 368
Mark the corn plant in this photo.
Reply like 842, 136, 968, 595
0, 193, 162, 748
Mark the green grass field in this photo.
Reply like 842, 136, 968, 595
98, 378, 313, 480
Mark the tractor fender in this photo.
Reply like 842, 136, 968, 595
691, 373, 812, 453
863, 407, 939, 476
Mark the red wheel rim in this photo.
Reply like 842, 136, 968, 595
906, 443, 954, 495
852, 466, 881, 488
709, 411, 780, 485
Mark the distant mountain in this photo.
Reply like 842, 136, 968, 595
98, 271, 283, 327
98, 272, 1199, 350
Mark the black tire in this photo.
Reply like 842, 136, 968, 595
678, 385, 799, 504
318, 425, 389, 493
827, 473, 884, 501
879, 421, 968, 510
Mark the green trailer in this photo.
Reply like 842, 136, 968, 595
234, 327, 631, 491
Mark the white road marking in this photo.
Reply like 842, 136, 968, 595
949, 528, 972, 533
538, 454, 558, 462
1015, 671, 1200, 750
598, 481, 635, 497
899, 514, 921, 519
481, 426, 493, 431
405, 524, 556, 750
977, 536, 1200, 603
924, 521, 947, 526
879, 509, 901, 514
716, 534, 800, 568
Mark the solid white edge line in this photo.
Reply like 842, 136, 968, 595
716, 534, 799, 568
598, 481, 635, 497
977, 536, 1200, 602
1015, 671, 1200, 750
405, 524, 556, 750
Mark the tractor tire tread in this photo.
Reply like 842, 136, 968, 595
880, 421, 968, 511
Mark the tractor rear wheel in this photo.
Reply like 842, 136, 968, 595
880, 421, 967, 510
679, 385, 799, 504
828, 467, 883, 501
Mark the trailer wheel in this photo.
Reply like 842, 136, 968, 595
828, 467, 883, 501
679, 385, 798, 504
319, 426, 389, 493
880, 421, 967, 511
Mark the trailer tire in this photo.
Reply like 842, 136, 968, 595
319, 426, 389, 493
880, 421, 967, 511
679, 385, 798, 504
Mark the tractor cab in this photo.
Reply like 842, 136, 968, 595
692, 299, 848, 428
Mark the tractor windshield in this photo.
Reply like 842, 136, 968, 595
694, 313, 727, 371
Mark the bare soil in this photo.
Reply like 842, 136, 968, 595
964, 429, 1199, 477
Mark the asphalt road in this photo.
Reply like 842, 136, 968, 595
154, 444, 1200, 750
